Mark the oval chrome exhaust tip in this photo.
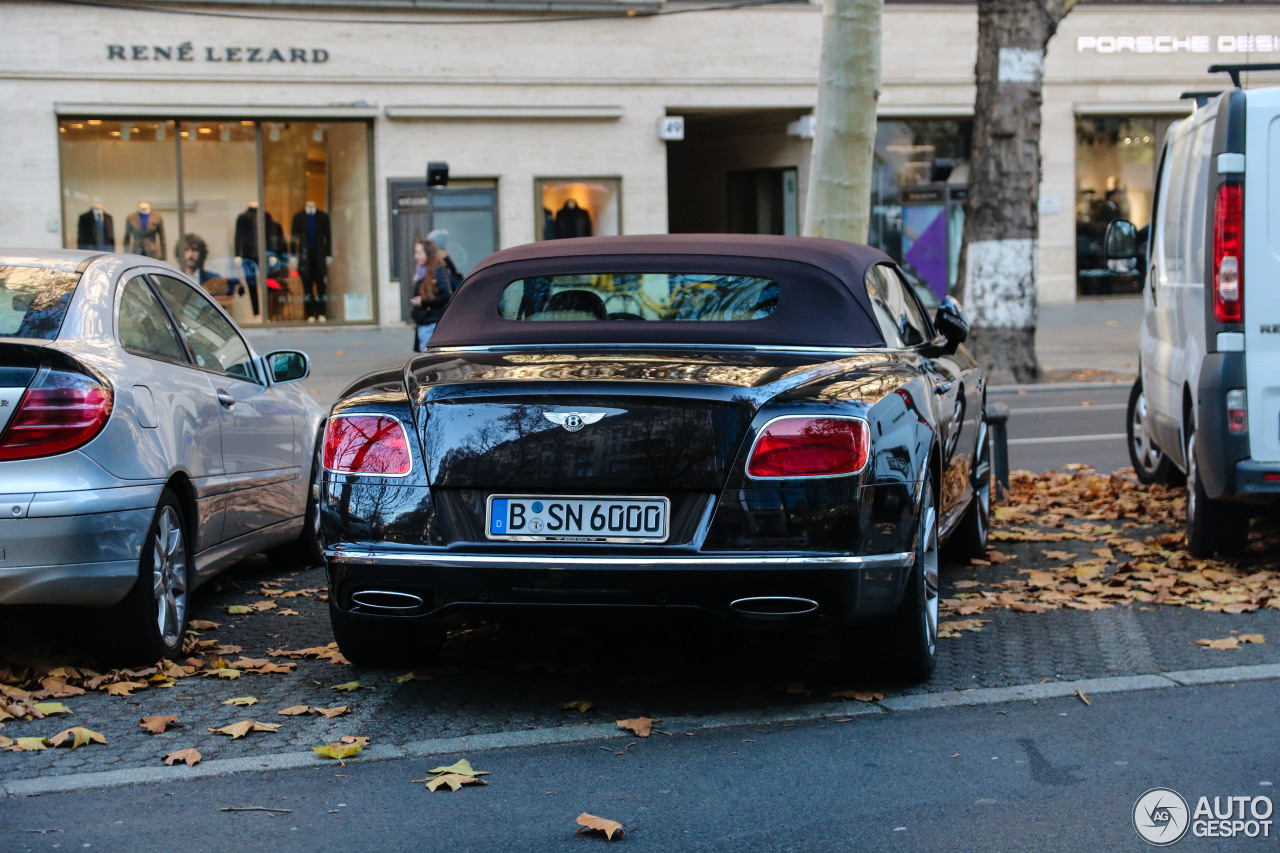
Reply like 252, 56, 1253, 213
729, 596, 820, 618
351, 590, 425, 612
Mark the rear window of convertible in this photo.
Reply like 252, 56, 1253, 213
499, 273, 779, 322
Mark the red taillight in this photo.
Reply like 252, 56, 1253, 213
0, 368, 113, 461
323, 414, 412, 476
1213, 181, 1244, 323
747, 416, 869, 478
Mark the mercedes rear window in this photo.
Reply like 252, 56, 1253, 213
0, 266, 80, 340
498, 273, 779, 323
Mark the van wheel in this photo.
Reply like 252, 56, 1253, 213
1185, 428, 1249, 558
1127, 379, 1175, 485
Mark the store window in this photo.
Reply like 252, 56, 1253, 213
536, 178, 621, 241
1074, 115, 1175, 296
58, 117, 375, 325
868, 119, 971, 303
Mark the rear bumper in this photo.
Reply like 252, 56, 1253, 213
1233, 460, 1280, 497
325, 547, 914, 624
0, 501, 156, 606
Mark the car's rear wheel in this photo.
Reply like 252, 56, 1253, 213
1128, 379, 1176, 485
944, 418, 991, 561
888, 479, 940, 682
328, 600, 444, 668
1185, 427, 1249, 558
108, 488, 189, 663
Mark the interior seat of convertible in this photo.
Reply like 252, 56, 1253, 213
532, 289, 609, 322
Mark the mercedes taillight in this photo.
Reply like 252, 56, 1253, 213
323, 414, 413, 476
747, 416, 869, 478
1213, 181, 1244, 324
0, 367, 114, 461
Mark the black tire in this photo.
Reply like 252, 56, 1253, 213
328, 600, 444, 668
1185, 426, 1249, 558
268, 451, 324, 571
108, 487, 190, 664
888, 479, 940, 682
944, 417, 991, 562
1127, 379, 1176, 485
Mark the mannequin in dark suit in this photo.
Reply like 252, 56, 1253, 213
124, 203, 165, 259
76, 205, 115, 251
555, 199, 593, 239
235, 202, 278, 317
291, 202, 333, 321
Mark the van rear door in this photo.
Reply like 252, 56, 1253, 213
1243, 87, 1280, 462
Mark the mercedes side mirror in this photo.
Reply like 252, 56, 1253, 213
265, 350, 310, 384
1105, 219, 1139, 273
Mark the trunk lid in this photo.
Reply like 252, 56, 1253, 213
408, 348, 893, 491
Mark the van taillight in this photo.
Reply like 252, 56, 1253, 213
323, 414, 412, 476
0, 367, 113, 461
1213, 181, 1243, 323
747, 416, 869, 478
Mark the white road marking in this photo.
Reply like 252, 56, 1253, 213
1008, 432, 1126, 445
1006, 403, 1127, 415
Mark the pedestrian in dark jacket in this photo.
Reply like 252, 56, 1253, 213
409, 239, 453, 351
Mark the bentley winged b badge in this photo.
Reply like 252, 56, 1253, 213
544, 411, 607, 432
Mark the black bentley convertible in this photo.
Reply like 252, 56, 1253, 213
319, 235, 989, 681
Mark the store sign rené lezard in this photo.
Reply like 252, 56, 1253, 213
107, 43, 329, 64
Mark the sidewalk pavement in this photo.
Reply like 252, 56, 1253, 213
245, 297, 1144, 409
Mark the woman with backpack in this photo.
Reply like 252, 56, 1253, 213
409, 239, 454, 351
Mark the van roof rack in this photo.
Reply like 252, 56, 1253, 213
1180, 91, 1223, 107
1208, 62, 1280, 88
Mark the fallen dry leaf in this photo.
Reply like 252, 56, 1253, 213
561, 700, 594, 713
830, 690, 885, 702
331, 681, 369, 692
188, 620, 220, 630
277, 705, 312, 716
33, 702, 72, 717
223, 697, 259, 707
1196, 637, 1241, 650
6, 736, 50, 751
617, 717, 653, 738
50, 726, 106, 749
576, 813, 626, 841
163, 748, 202, 766
413, 758, 489, 792
104, 681, 148, 697
314, 740, 365, 764
209, 720, 282, 739
140, 715, 179, 734
316, 706, 351, 719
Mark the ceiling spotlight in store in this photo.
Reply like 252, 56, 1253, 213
198, 127, 212, 135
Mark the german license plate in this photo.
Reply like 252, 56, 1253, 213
486, 495, 669, 542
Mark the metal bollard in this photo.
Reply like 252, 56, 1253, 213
986, 401, 1011, 499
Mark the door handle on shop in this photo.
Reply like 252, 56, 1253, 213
216, 389, 235, 409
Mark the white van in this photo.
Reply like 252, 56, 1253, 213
1116, 63, 1280, 557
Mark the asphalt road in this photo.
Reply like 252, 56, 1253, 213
5, 678, 1277, 852
993, 382, 1132, 475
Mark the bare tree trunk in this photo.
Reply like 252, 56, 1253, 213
956, 0, 1073, 384
803, 0, 882, 242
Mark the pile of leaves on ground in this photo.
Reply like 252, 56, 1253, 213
939, 466, 1280, 636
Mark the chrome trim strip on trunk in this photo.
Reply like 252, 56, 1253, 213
324, 548, 913, 571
